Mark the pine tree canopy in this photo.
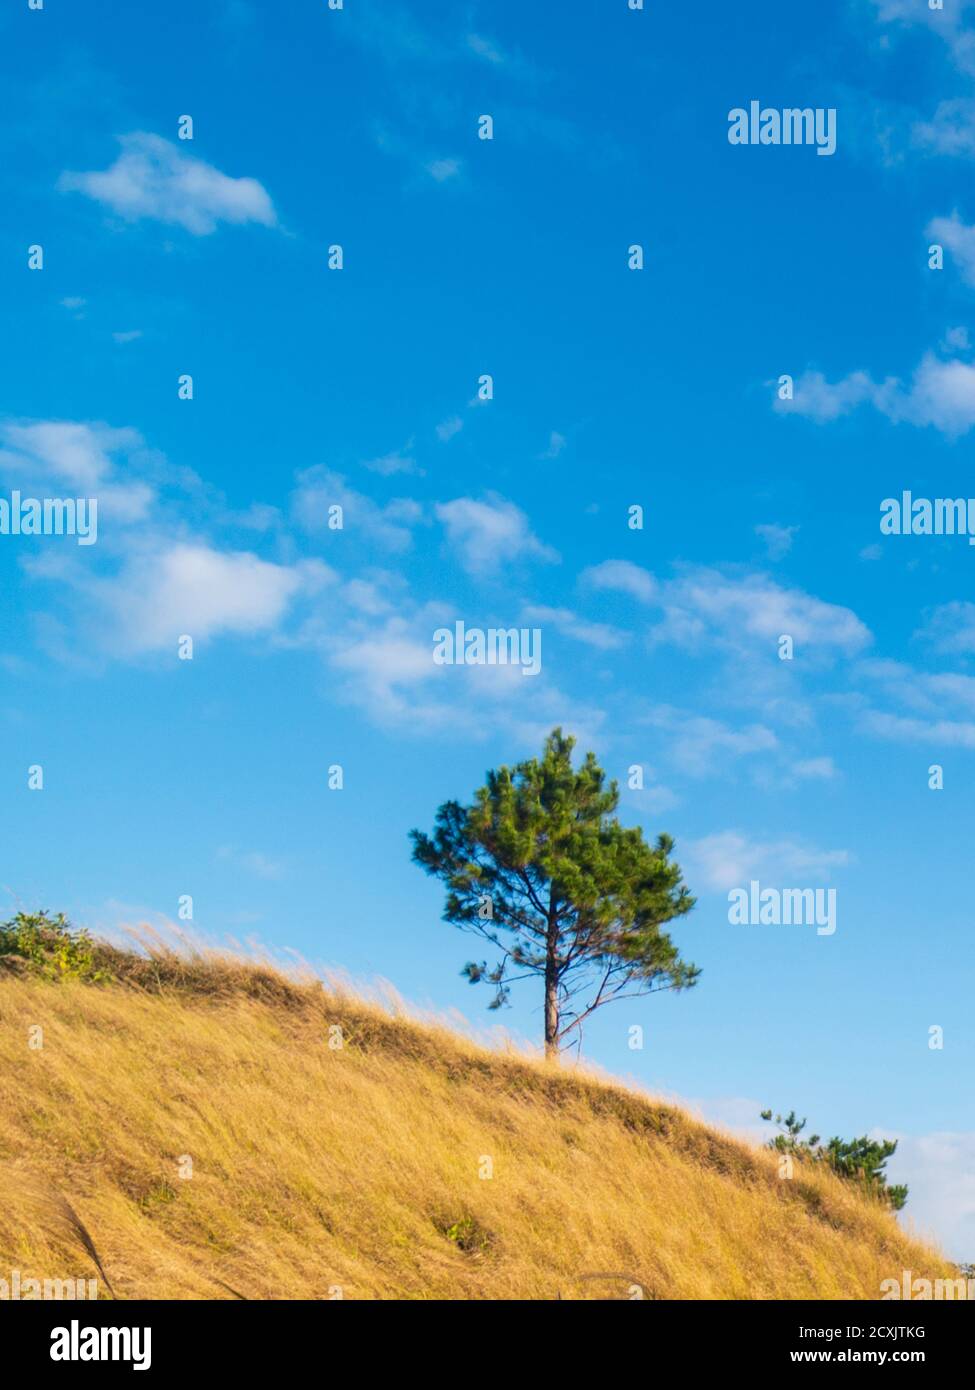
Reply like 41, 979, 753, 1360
410, 727, 700, 1056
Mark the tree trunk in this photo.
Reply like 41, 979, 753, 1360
544, 898, 559, 1060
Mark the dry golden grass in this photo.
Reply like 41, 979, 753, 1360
0, 942, 956, 1300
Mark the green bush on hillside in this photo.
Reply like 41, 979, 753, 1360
761, 1107, 909, 1211
0, 911, 109, 983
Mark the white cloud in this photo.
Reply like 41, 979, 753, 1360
777, 352, 975, 437
858, 656, 975, 717
322, 607, 607, 746
774, 369, 879, 423
685, 829, 850, 893
930, 213, 975, 286
884, 1130, 975, 1263
435, 495, 558, 575
657, 569, 870, 654
897, 354, 975, 434
860, 709, 975, 748
363, 445, 419, 477
583, 563, 868, 656
581, 559, 658, 604
59, 133, 277, 236
112, 329, 142, 344
0, 419, 156, 523
341, 574, 400, 616
329, 615, 442, 720
855, 656, 975, 744
0, 417, 327, 663
854, 658, 975, 746
95, 542, 310, 652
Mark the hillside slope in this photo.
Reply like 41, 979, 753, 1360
0, 945, 956, 1300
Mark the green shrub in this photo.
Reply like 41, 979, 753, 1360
761, 1107, 908, 1211
435, 1213, 493, 1256
0, 911, 110, 983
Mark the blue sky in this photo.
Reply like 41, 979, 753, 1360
2, 0, 974, 1260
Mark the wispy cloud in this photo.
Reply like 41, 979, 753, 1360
644, 707, 779, 778
917, 601, 975, 655
755, 523, 798, 559
435, 415, 463, 443
871, 1, 975, 77
216, 846, 285, 880
425, 157, 462, 183
586, 562, 869, 656
291, 467, 422, 553
467, 32, 505, 64
915, 99, 975, 155
793, 756, 837, 781
0, 419, 156, 523
318, 605, 606, 747
661, 570, 870, 654
586, 558, 867, 656
858, 655, 975, 714
927, 211, 975, 284
861, 709, 975, 748
363, 444, 420, 477
435, 495, 558, 575
522, 604, 626, 651
539, 430, 566, 460
855, 657, 975, 747
685, 829, 850, 893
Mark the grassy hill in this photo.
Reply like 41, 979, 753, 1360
0, 934, 957, 1300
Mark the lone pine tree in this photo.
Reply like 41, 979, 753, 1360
410, 727, 700, 1057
